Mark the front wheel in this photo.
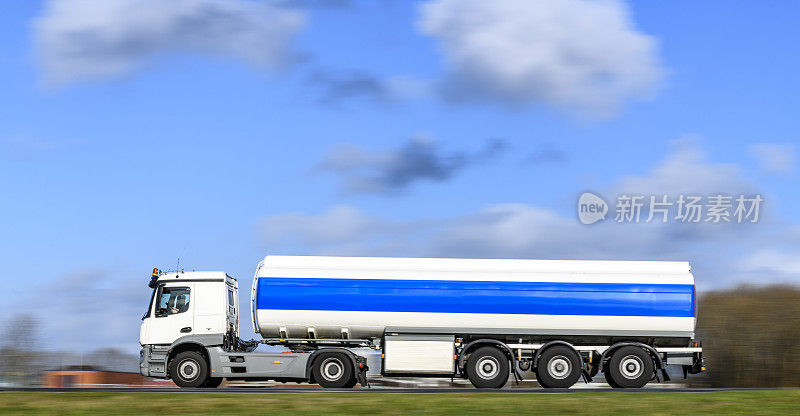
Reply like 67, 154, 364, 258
466, 346, 510, 389
169, 351, 209, 388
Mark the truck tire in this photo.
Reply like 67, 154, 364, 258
535, 345, 581, 388
170, 351, 209, 388
601, 363, 621, 388
607, 346, 654, 388
312, 352, 356, 388
202, 377, 223, 388
342, 376, 358, 389
466, 346, 510, 389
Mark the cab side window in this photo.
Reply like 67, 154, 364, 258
228, 289, 235, 314
155, 287, 190, 317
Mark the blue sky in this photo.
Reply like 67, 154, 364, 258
1, 0, 798, 351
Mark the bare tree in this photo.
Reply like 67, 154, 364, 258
697, 285, 800, 387
86, 347, 139, 372
0, 314, 41, 386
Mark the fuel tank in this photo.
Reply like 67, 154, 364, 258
250, 255, 696, 341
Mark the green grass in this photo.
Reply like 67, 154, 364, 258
1, 391, 799, 415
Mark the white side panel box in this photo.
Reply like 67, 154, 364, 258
383, 335, 455, 374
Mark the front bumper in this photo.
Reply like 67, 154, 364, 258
140, 345, 170, 378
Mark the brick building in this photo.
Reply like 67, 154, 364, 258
41, 365, 173, 387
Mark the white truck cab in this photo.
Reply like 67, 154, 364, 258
140, 270, 238, 346
139, 268, 370, 388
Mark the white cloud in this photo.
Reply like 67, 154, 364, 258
738, 226, 800, 280
34, 0, 306, 85
261, 205, 383, 246
258, 202, 746, 288
259, 205, 435, 256
750, 143, 796, 175
615, 136, 758, 198
259, 204, 797, 289
259, 140, 799, 289
417, 0, 663, 116
741, 248, 800, 277
427, 204, 672, 260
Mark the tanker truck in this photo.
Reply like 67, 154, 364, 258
139, 255, 705, 389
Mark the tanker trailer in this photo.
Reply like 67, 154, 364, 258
140, 255, 705, 389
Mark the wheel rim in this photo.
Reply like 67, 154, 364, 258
178, 359, 200, 381
321, 358, 344, 382
547, 355, 572, 380
619, 355, 644, 379
476, 356, 500, 379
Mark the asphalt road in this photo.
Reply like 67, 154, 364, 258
2, 387, 795, 394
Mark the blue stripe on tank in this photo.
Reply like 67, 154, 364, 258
256, 277, 695, 318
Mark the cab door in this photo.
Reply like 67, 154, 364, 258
148, 284, 195, 344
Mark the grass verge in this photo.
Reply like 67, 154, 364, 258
1, 390, 799, 415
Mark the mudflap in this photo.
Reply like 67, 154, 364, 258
355, 355, 370, 388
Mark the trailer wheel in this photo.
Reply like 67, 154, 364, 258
607, 346, 654, 388
170, 351, 209, 388
535, 345, 581, 388
466, 346, 510, 389
312, 352, 356, 388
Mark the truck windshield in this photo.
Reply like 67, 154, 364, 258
142, 286, 157, 320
